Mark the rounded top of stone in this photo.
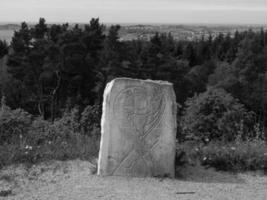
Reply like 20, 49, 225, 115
111, 78, 173, 86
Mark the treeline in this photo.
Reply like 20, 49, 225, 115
0, 18, 267, 132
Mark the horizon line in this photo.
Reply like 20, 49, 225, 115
0, 21, 267, 27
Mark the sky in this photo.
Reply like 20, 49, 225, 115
1, 0, 267, 24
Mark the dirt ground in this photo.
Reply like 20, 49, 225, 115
0, 160, 267, 200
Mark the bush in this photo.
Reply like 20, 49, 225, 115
181, 88, 255, 142
177, 140, 267, 172
200, 140, 267, 171
0, 105, 101, 168
0, 99, 33, 144
27, 105, 101, 145
80, 105, 101, 137
0, 134, 99, 168
27, 107, 100, 162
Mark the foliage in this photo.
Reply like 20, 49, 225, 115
0, 106, 100, 169
2, 17, 267, 171
0, 40, 8, 58
200, 140, 267, 171
0, 97, 33, 144
0, 133, 98, 169
181, 88, 255, 142
2, 18, 267, 132
7, 18, 105, 119
80, 105, 101, 137
177, 139, 267, 172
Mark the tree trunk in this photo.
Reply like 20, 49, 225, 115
51, 71, 61, 123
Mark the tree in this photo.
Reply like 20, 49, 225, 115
32, 18, 48, 39
183, 43, 197, 66
0, 40, 8, 58
7, 18, 106, 119
181, 88, 255, 142
95, 25, 122, 104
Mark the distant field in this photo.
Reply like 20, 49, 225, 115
0, 23, 266, 43
0, 30, 14, 43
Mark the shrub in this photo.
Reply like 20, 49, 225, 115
177, 140, 267, 172
27, 117, 51, 144
80, 105, 101, 137
0, 105, 101, 168
26, 107, 101, 162
200, 140, 267, 171
181, 88, 255, 142
0, 98, 33, 144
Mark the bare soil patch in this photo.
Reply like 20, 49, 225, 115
0, 160, 267, 200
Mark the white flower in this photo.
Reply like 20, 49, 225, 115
25, 145, 33, 150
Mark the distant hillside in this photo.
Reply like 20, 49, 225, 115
0, 24, 20, 30
0, 24, 20, 43
118, 24, 267, 41
0, 23, 267, 43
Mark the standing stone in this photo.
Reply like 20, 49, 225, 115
97, 78, 177, 177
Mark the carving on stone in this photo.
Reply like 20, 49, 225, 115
110, 85, 166, 176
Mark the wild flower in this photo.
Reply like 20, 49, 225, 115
25, 145, 33, 150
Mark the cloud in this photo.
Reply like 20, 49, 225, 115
0, 0, 267, 23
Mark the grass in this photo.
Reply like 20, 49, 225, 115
0, 133, 100, 169
0, 174, 14, 182
0, 105, 101, 169
177, 139, 267, 173
1, 105, 267, 174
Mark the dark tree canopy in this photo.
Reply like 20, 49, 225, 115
1, 18, 267, 132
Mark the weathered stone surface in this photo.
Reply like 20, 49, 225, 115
97, 78, 177, 177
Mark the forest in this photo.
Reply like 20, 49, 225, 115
0, 18, 267, 171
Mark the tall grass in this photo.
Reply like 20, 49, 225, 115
0, 103, 100, 169
177, 139, 267, 172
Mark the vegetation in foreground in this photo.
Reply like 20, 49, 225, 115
0, 18, 267, 173
0, 99, 100, 169
1, 95, 266, 173
177, 87, 266, 173
177, 140, 267, 174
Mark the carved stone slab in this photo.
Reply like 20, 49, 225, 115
97, 78, 177, 177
